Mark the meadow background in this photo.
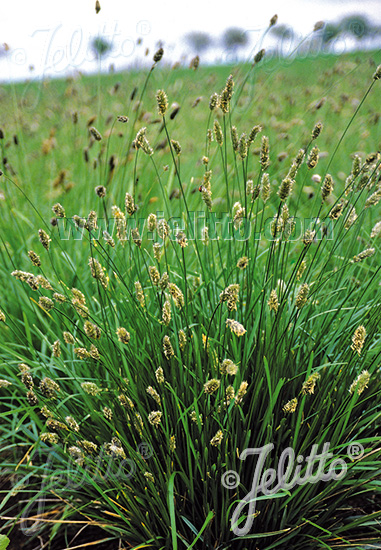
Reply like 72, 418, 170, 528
0, 21, 380, 550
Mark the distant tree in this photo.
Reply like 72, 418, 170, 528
320, 22, 341, 46
184, 31, 213, 54
222, 27, 249, 51
91, 36, 112, 60
339, 14, 372, 40
269, 24, 294, 41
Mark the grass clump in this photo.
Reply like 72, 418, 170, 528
0, 48, 381, 549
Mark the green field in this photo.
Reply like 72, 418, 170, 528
0, 47, 380, 549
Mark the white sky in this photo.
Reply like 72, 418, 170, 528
0, 0, 380, 81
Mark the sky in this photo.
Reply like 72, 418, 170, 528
0, 0, 380, 81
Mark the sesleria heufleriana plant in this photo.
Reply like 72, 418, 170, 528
0, 50, 381, 550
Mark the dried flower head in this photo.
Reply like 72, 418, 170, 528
162, 299, 171, 326
226, 318, 246, 336
261, 173, 270, 202
148, 410, 162, 428
28, 250, 41, 267
307, 146, 319, 169
147, 386, 161, 406
156, 89, 168, 116
311, 122, 323, 140
295, 283, 309, 309
39, 377, 60, 399
219, 284, 239, 311
213, 120, 223, 146
349, 370, 370, 395
155, 367, 165, 384
209, 92, 219, 111
168, 283, 184, 308
302, 372, 321, 395
84, 320, 101, 340
220, 359, 238, 376
210, 429, 224, 447
237, 256, 249, 270
125, 192, 137, 215
321, 174, 334, 202
89, 126, 102, 141
52, 340, 61, 358
351, 325, 366, 355
204, 378, 220, 394
38, 229, 51, 250
163, 335, 174, 359
268, 289, 279, 313
81, 381, 102, 396
89, 257, 108, 289
353, 248, 375, 263
260, 136, 270, 169
235, 381, 248, 405
38, 296, 54, 312
52, 203, 65, 218
283, 398, 298, 413
153, 47, 164, 63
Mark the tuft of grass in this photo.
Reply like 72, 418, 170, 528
0, 44, 381, 549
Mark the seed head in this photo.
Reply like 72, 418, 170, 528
268, 289, 279, 313
116, 327, 130, 344
84, 320, 101, 340
163, 335, 174, 359
278, 176, 294, 201
38, 296, 54, 312
260, 136, 270, 169
135, 281, 145, 308
39, 377, 60, 399
226, 318, 246, 336
148, 410, 162, 428
38, 229, 51, 250
156, 89, 168, 116
219, 284, 239, 311
213, 120, 223, 146
295, 283, 309, 309
349, 370, 370, 395
89, 126, 102, 141
52, 203, 65, 218
372, 65, 381, 80
153, 47, 164, 63
351, 325, 366, 354
302, 372, 321, 395
162, 299, 171, 326
89, 257, 108, 288
155, 367, 165, 384
28, 250, 41, 267
321, 174, 334, 202
254, 49, 265, 64
209, 92, 219, 111
125, 193, 137, 215
311, 122, 323, 140
307, 146, 319, 169
235, 381, 248, 405
52, 340, 61, 358
283, 398, 298, 413
220, 359, 238, 376
168, 283, 184, 308
146, 386, 161, 406
210, 429, 224, 447
370, 221, 381, 238
237, 256, 249, 270
171, 139, 182, 156
204, 378, 220, 394
352, 248, 375, 263
81, 381, 102, 396
117, 115, 128, 123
